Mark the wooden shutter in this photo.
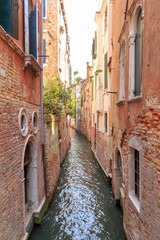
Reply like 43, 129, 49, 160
104, 53, 108, 89
135, 10, 142, 96
0, 0, 12, 35
23, 0, 29, 53
12, 0, 19, 39
29, 3, 38, 60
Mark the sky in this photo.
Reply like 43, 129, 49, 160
64, 0, 97, 79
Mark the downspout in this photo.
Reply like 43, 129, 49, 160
41, 0, 47, 195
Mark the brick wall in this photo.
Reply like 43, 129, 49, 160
44, 114, 70, 201
0, 33, 45, 239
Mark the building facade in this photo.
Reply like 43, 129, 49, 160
110, 0, 160, 239
0, 0, 46, 239
43, 0, 70, 87
78, 0, 160, 239
42, 0, 71, 201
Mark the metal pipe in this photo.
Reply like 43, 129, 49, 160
40, 0, 47, 195
41, 1, 44, 145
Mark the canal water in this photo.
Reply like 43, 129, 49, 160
30, 129, 125, 240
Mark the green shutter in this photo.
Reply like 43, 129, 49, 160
29, 4, 38, 60
0, 0, 19, 39
0, 0, 12, 35
12, 0, 19, 39
135, 10, 142, 96
104, 53, 108, 89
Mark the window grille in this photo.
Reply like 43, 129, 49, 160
135, 149, 140, 199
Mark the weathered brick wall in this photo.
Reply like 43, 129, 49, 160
122, 106, 160, 240
44, 115, 60, 201
44, 114, 70, 201
110, 0, 160, 239
59, 115, 71, 163
0, 37, 45, 239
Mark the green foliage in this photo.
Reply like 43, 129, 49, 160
43, 75, 74, 117
43, 68, 102, 118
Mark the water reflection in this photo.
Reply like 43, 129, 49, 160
30, 129, 125, 240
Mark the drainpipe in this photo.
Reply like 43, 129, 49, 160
40, 0, 47, 195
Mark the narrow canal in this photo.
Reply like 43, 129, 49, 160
30, 129, 125, 240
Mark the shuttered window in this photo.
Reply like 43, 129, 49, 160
104, 53, 108, 89
0, 0, 19, 39
29, 3, 38, 60
135, 10, 142, 96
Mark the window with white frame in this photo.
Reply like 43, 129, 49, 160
119, 40, 125, 101
129, 6, 143, 99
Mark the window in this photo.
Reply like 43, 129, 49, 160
32, 111, 38, 134
43, 0, 47, 18
0, 0, 19, 39
128, 136, 142, 212
93, 114, 95, 125
104, 6, 107, 32
104, 53, 108, 89
97, 113, 99, 129
129, 6, 143, 99
119, 41, 125, 101
29, 3, 39, 60
135, 149, 140, 199
92, 31, 97, 59
105, 113, 108, 132
18, 108, 28, 137
135, 9, 142, 96
43, 39, 46, 64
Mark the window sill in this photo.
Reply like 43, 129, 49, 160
116, 100, 125, 106
127, 95, 142, 103
129, 194, 140, 213
24, 55, 42, 77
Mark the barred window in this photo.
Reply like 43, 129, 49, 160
135, 149, 140, 199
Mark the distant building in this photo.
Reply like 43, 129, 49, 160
43, 0, 70, 87
0, 0, 46, 239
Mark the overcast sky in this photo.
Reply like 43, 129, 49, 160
64, 0, 97, 79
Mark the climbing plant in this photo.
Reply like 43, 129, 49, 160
43, 68, 102, 118
43, 75, 74, 117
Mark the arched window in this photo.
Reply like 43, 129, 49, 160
129, 6, 143, 99
135, 9, 143, 96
